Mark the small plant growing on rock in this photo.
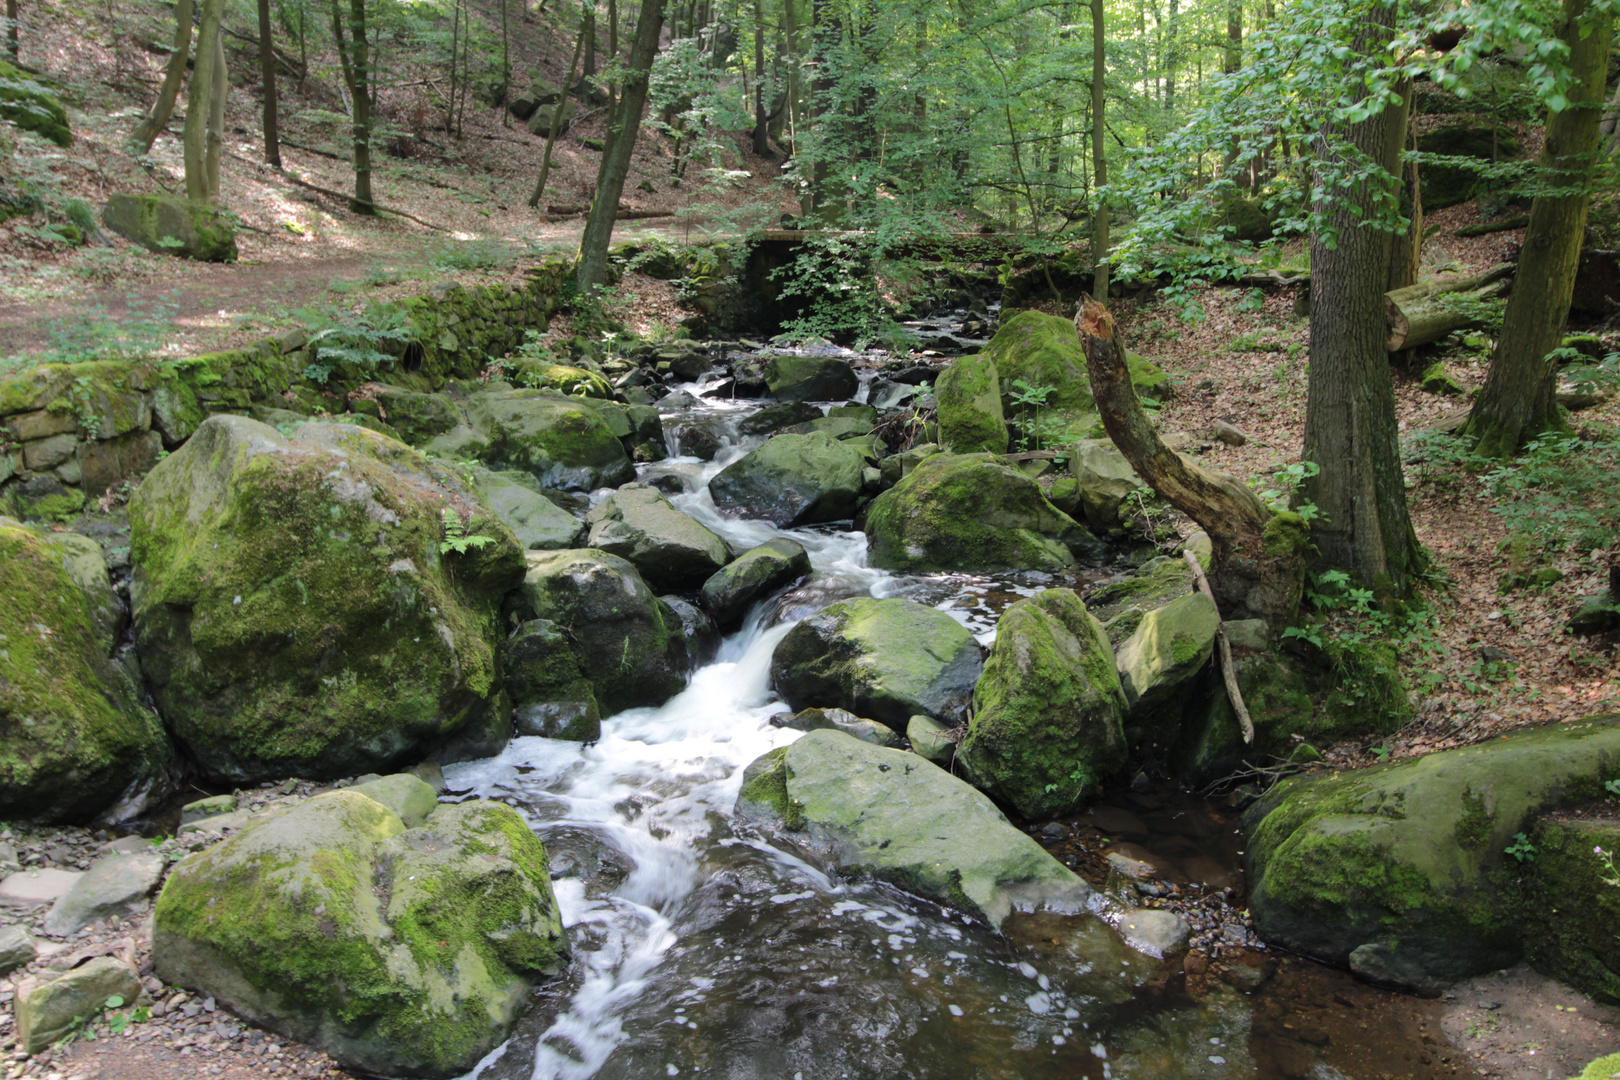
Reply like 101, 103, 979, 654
439, 508, 493, 556
1505, 833, 1537, 863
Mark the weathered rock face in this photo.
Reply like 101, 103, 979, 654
129, 418, 523, 783
0, 60, 70, 147
366, 385, 462, 446
700, 538, 811, 628
736, 729, 1093, 926
153, 791, 566, 1079
1173, 649, 1314, 786
15, 956, 142, 1055
864, 453, 1104, 573
1523, 818, 1620, 1004
1086, 555, 1196, 645
980, 311, 1095, 413
736, 401, 822, 436
709, 431, 872, 527
428, 388, 634, 491
516, 549, 689, 716
935, 355, 1007, 454
771, 706, 903, 748
1244, 715, 1620, 994
471, 467, 587, 551
101, 194, 237, 262
1416, 122, 1522, 210
42, 850, 166, 936
763, 354, 858, 401
0, 517, 173, 824
770, 597, 983, 729
503, 619, 601, 742
584, 484, 730, 591
1115, 592, 1220, 717
957, 589, 1128, 820
1069, 439, 1146, 534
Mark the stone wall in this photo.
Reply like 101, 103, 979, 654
0, 257, 573, 520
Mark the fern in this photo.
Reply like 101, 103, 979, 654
439, 508, 494, 555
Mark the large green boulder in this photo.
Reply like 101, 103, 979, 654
934, 355, 1006, 454
1069, 439, 1146, 533
129, 417, 524, 783
0, 517, 173, 824
700, 538, 811, 629
863, 453, 1104, 572
0, 61, 70, 146
709, 431, 872, 527
770, 597, 983, 729
503, 620, 600, 741
981, 311, 1094, 413
366, 385, 461, 446
763, 354, 858, 401
1086, 555, 1196, 645
101, 193, 237, 262
470, 467, 586, 551
152, 791, 566, 1079
1244, 715, 1620, 993
584, 483, 729, 591
1523, 818, 1620, 1004
516, 549, 689, 715
957, 589, 1127, 820
1115, 592, 1220, 716
428, 388, 634, 492
735, 729, 1093, 926
1173, 649, 1314, 785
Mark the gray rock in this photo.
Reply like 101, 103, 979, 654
0, 868, 81, 908
1069, 439, 1147, 533
736, 729, 1092, 926
736, 401, 821, 436
180, 794, 238, 824
700, 538, 811, 628
1224, 619, 1271, 651
428, 389, 635, 492
42, 851, 166, 936
709, 432, 873, 527
348, 773, 439, 827
1210, 420, 1248, 446
15, 956, 143, 1054
503, 619, 601, 742
770, 597, 984, 729
1117, 908, 1191, 958
0, 840, 18, 871
1115, 592, 1220, 715
101, 193, 236, 262
472, 468, 587, 551
763, 354, 858, 401
661, 595, 720, 669
0, 924, 37, 976
906, 714, 957, 765
526, 98, 578, 137
771, 707, 904, 748
585, 484, 730, 591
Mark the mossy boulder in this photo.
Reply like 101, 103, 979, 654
935, 354, 1007, 454
1086, 556, 1196, 645
101, 193, 237, 262
0, 61, 70, 147
1173, 651, 1315, 785
700, 537, 811, 629
429, 388, 634, 492
510, 361, 613, 398
772, 706, 903, 748
152, 791, 566, 1079
1244, 715, 1620, 993
366, 385, 461, 446
1523, 818, 1620, 1004
736, 401, 822, 436
1571, 1053, 1620, 1079
957, 589, 1128, 820
503, 619, 600, 741
584, 483, 729, 591
735, 729, 1093, 926
770, 596, 984, 729
1070, 439, 1147, 533
1115, 592, 1220, 717
0, 518, 173, 824
863, 453, 1104, 572
709, 431, 872, 527
763, 354, 858, 401
516, 549, 689, 715
469, 467, 586, 551
982, 311, 1095, 413
129, 417, 524, 784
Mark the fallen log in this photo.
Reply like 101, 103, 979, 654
1454, 215, 1528, 237
1385, 263, 1514, 352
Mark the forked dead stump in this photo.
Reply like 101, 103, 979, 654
1184, 549, 1255, 744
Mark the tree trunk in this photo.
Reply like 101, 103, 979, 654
500, 0, 509, 124
751, 0, 768, 156
205, 24, 226, 195
182, 0, 224, 202
575, 0, 666, 290
5, 0, 16, 61
582, 5, 596, 78
1461, 0, 1613, 457
1385, 80, 1419, 292
128, 0, 193, 155
1384, 264, 1514, 351
331, 0, 375, 212
1079, 299, 1303, 627
445, 0, 461, 133
1299, 2, 1421, 596
1090, 0, 1109, 297
528, 12, 587, 208
257, 0, 281, 166
607, 0, 618, 114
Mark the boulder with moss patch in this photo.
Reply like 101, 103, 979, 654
864, 453, 1104, 572
700, 538, 811, 628
502, 619, 601, 741
152, 790, 566, 1079
1173, 650, 1315, 785
584, 483, 730, 591
129, 417, 523, 784
1522, 817, 1620, 1004
957, 589, 1127, 820
1086, 556, 1196, 645
763, 354, 858, 401
770, 597, 983, 729
709, 431, 872, 527
1244, 715, 1620, 993
0, 61, 70, 147
469, 467, 586, 551
0, 518, 174, 824
935, 355, 1007, 454
1115, 592, 1220, 717
735, 729, 1093, 925
429, 388, 634, 492
101, 193, 236, 262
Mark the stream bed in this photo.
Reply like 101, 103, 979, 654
443, 349, 1479, 1080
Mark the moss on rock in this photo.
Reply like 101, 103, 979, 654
935, 355, 1007, 454
0, 61, 70, 146
1523, 818, 1620, 1004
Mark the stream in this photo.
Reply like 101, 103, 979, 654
444, 346, 1474, 1080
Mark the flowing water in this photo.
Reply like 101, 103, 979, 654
446, 356, 1470, 1080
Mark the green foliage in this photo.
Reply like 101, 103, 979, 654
298, 304, 413, 385
771, 234, 904, 349
0, 291, 181, 375
1478, 431, 1620, 556
1505, 832, 1538, 864
439, 508, 494, 556
1005, 378, 1065, 456
1252, 460, 1324, 522
430, 238, 514, 273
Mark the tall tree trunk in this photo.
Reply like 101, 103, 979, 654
130, 0, 194, 155
446, 0, 461, 133
751, 0, 768, 156
4, 0, 16, 61
500, 0, 510, 125
1090, 0, 1109, 297
331, 0, 375, 212
1300, 3, 1421, 596
1222, 0, 1240, 178
205, 25, 225, 194
182, 0, 224, 202
806, 0, 837, 215
1163, 0, 1177, 111
1461, 0, 1613, 457
607, 0, 618, 114
782, 0, 801, 149
582, 5, 596, 78
528, 10, 588, 207
1385, 79, 1419, 293
575, 0, 666, 290
257, 0, 281, 166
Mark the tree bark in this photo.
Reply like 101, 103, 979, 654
582, 5, 596, 78
1384, 264, 1514, 351
128, 0, 193, 155
1079, 299, 1304, 628
1461, 0, 1613, 457
1090, 0, 1109, 297
751, 0, 768, 156
1385, 79, 1419, 293
5, 0, 17, 61
528, 11, 588, 208
575, 0, 666, 290
331, 0, 375, 212
182, 0, 224, 202
257, 0, 281, 166
1299, 1, 1422, 596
